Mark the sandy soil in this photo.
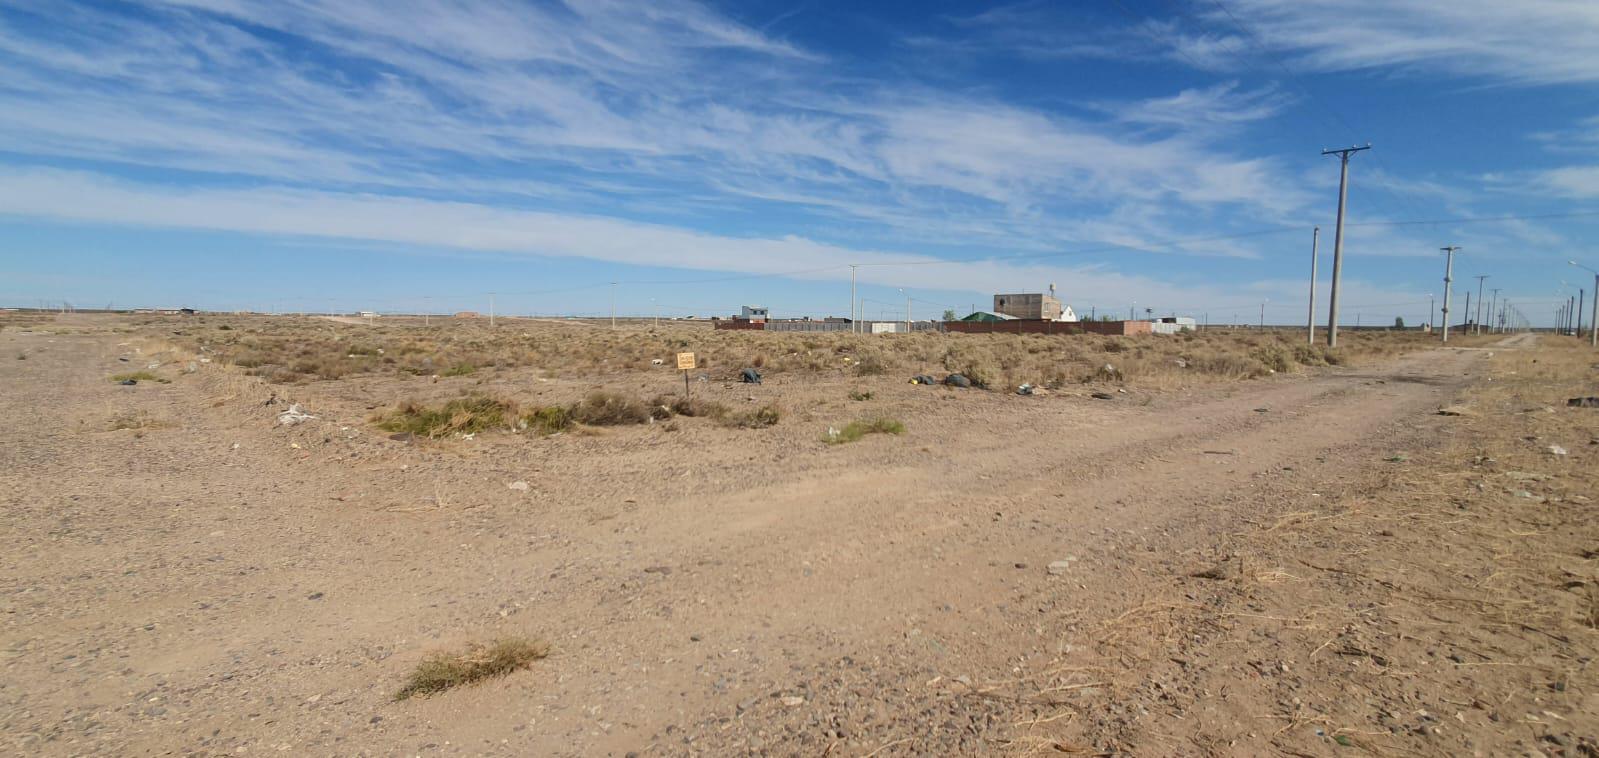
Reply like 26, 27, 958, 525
2, 319, 1594, 756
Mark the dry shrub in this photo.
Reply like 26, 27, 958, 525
854, 351, 887, 375
726, 403, 781, 429
522, 405, 571, 435
571, 391, 653, 425
394, 638, 550, 700
375, 395, 518, 437
659, 395, 730, 419
1249, 344, 1292, 373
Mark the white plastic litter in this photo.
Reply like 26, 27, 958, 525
277, 404, 317, 426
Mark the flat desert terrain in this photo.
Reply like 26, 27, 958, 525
3, 314, 1595, 756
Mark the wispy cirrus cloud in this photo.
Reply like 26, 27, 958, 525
0, 0, 1311, 262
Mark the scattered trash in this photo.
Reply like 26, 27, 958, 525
1097, 363, 1120, 380
1090, 392, 1114, 400
909, 374, 937, 385
1173, 358, 1188, 369
117, 357, 130, 362
1384, 455, 1408, 463
1017, 383, 1034, 395
651, 358, 665, 366
1568, 397, 1599, 408
118, 378, 137, 386
1253, 407, 1269, 413
740, 368, 763, 384
507, 481, 529, 492
780, 696, 805, 707
943, 374, 972, 388
1436, 406, 1473, 416
1548, 445, 1568, 456
1047, 560, 1074, 575
277, 404, 317, 426
388, 432, 414, 443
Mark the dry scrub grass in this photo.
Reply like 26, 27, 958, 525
160, 314, 1478, 390
394, 637, 551, 700
373, 390, 781, 438
825, 417, 906, 444
109, 370, 168, 384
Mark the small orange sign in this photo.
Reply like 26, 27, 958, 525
676, 352, 696, 370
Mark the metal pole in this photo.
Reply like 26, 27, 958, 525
1307, 225, 1319, 345
1440, 246, 1457, 343
1464, 291, 1471, 335
610, 282, 617, 329
1472, 276, 1486, 334
1322, 144, 1369, 347
1488, 288, 1500, 333
1259, 301, 1265, 329
489, 292, 495, 328
1429, 294, 1435, 331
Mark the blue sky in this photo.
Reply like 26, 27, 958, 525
2, 0, 1597, 326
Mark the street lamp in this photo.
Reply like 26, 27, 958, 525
1572, 260, 1599, 347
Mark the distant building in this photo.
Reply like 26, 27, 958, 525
454, 311, 481, 318
740, 305, 769, 321
959, 311, 1018, 322
994, 284, 1077, 321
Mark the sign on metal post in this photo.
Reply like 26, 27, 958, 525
676, 352, 695, 399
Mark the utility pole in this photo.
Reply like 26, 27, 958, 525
1259, 299, 1267, 329
849, 264, 858, 334
652, 298, 659, 328
610, 282, 617, 329
1322, 144, 1370, 348
1472, 275, 1487, 334
1307, 225, 1319, 345
898, 288, 910, 333
1578, 289, 1586, 337
1439, 246, 1458, 343
1464, 292, 1472, 335
489, 292, 496, 328
1428, 293, 1435, 331
1488, 288, 1500, 333
1575, 260, 1599, 346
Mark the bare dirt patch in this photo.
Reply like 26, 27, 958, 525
1, 314, 1571, 757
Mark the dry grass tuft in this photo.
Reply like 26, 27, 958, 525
825, 416, 905, 444
394, 637, 550, 700
110, 370, 168, 384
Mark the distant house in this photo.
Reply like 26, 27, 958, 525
454, 311, 481, 318
959, 311, 1018, 322
178, 307, 196, 315
994, 284, 1078, 322
740, 305, 769, 322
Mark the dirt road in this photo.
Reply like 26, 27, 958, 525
0, 328, 1559, 755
